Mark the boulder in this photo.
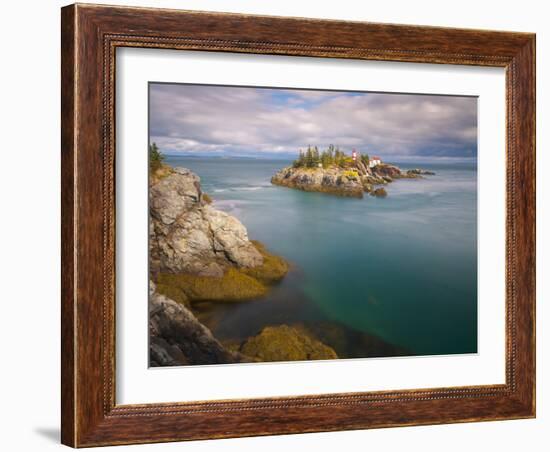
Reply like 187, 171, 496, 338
372, 163, 402, 178
149, 283, 247, 366
362, 182, 373, 193
371, 187, 388, 198
203, 206, 263, 268
149, 166, 263, 276
240, 325, 338, 362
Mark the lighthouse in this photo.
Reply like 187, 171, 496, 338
352, 149, 357, 161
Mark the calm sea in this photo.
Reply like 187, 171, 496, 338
163, 155, 478, 357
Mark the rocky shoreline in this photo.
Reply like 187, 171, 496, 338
149, 163, 338, 365
149, 162, 408, 366
271, 150, 434, 198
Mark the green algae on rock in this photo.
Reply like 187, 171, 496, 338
154, 240, 288, 304
156, 268, 267, 303
243, 240, 289, 284
155, 279, 191, 307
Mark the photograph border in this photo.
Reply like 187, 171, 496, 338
61, 3, 535, 447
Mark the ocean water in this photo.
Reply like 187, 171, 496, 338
163, 155, 478, 357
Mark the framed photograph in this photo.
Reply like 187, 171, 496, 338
61, 3, 536, 447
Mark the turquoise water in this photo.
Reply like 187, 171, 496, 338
164, 155, 478, 357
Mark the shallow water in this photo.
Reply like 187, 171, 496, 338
164, 155, 478, 357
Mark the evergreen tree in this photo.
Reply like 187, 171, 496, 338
305, 146, 314, 167
320, 150, 329, 168
327, 145, 334, 165
149, 142, 164, 172
293, 149, 305, 168
312, 146, 320, 165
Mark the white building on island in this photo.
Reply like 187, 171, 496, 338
369, 156, 382, 168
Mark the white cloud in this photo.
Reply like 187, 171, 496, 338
149, 84, 477, 158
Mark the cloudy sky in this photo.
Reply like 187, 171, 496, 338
149, 83, 477, 160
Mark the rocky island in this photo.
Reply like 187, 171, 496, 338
271, 145, 435, 198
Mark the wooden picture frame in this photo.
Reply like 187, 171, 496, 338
61, 3, 536, 447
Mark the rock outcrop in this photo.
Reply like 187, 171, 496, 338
239, 325, 338, 362
271, 167, 364, 198
373, 163, 402, 179
150, 166, 263, 278
150, 165, 288, 306
371, 187, 388, 198
407, 168, 436, 176
150, 285, 341, 365
271, 162, 434, 199
149, 282, 247, 366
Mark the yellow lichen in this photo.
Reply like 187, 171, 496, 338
342, 170, 359, 179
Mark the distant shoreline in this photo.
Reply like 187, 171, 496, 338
162, 153, 478, 165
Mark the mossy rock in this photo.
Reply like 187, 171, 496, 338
243, 241, 289, 284
240, 325, 338, 362
155, 281, 190, 308
156, 268, 267, 303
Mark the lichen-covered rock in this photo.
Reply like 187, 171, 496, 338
271, 167, 364, 198
240, 325, 338, 362
150, 166, 263, 276
149, 282, 247, 366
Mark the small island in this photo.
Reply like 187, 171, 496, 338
271, 145, 435, 198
